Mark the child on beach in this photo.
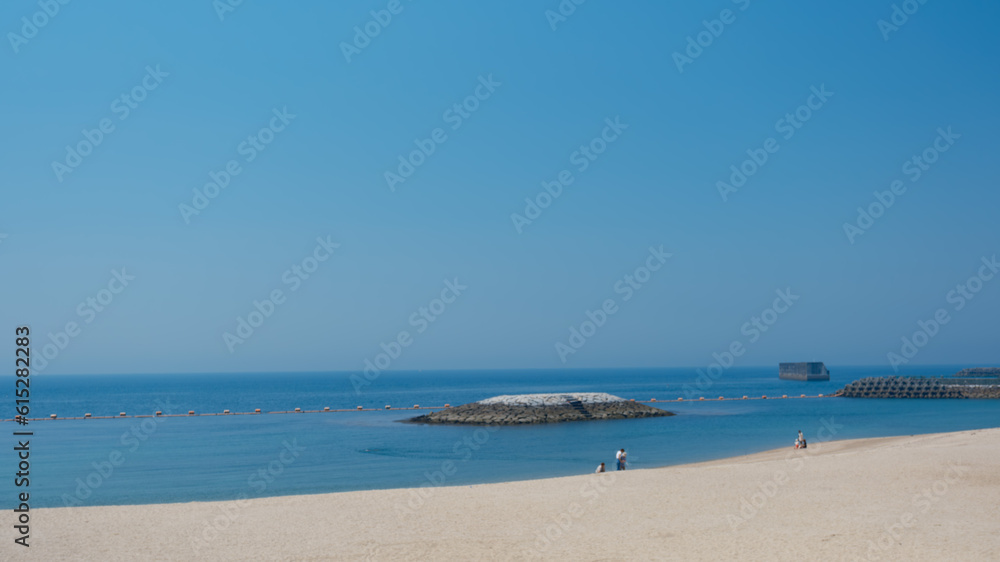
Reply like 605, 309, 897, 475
596, 462, 605, 473
795, 430, 806, 449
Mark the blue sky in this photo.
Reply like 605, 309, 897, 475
2, 0, 998, 375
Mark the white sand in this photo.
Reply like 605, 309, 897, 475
8, 428, 1000, 561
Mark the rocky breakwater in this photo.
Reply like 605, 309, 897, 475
402, 393, 674, 425
835, 376, 1000, 399
953, 367, 1000, 378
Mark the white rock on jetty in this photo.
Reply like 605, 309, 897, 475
476, 393, 626, 406
403, 392, 672, 425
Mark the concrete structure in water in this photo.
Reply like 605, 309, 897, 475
835, 376, 1000, 399
779, 362, 830, 381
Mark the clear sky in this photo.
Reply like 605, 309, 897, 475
3, 0, 998, 375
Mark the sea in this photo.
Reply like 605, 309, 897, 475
3, 366, 999, 509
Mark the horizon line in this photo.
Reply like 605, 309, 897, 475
12, 363, 994, 377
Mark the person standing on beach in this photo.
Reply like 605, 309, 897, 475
795, 430, 809, 449
616, 448, 627, 470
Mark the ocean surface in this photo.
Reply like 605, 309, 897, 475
3, 366, 999, 508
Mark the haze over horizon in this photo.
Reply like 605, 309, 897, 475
3, 1, 998, 375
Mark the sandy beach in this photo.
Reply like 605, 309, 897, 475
10, 427, 999, 561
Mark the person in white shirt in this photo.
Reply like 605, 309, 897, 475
596, 462, 605, 473
616, 448, 626, 470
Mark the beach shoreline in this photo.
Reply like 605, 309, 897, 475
9, 427, 1000, 561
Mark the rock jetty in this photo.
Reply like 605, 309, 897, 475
402, 393, 674, 425
952, 367, 1000, 378
835, 376, 1000, 399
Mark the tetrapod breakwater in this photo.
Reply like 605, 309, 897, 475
835, 376, 1000, 399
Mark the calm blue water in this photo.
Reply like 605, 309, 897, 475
2, 366, 998, 508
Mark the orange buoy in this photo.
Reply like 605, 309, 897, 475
677, 397, 684, 401
254, 408, 261, 413
413, 404, 420, 409
188, 410, 195, 415
85, 413, 92, 418
324, 407, 330, 411
718, 396, 724, 400
444, 404, 451, 408
651, 398, 657, 402
120, 412, 127, 417
782, 395, 788, 399
155, 411, 162, 416
699, 397, 705, 401
223, 410, 230, 414
742, 396, 748, 400
357, 406, 363, 410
